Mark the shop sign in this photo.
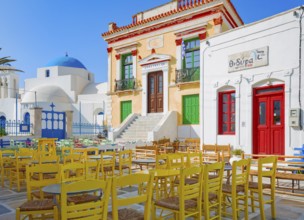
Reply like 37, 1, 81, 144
228, 46, 268, 73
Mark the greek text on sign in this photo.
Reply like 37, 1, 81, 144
228, 46, 268, 73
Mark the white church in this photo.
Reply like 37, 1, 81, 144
0, 55, 108, 138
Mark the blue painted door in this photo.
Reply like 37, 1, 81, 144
42, 105, 66, 139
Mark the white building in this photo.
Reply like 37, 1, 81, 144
200, 6, 304, 155
0, 55, 107, 138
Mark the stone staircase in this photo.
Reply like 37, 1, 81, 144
115, 114, 163, 142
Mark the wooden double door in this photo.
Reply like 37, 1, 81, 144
253, 85, 285, 155
148, 71, 163, 113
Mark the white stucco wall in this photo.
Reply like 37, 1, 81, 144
200, 7, 304, 155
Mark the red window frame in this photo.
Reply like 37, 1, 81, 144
218, 90, 235, 135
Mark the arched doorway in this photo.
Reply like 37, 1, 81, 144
24, 112, 30, 124
0, 116, 6, 129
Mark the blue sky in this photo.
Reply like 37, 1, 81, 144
0, 0, 303, 87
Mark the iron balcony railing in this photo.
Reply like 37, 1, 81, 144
115, 77, 136, 92
175, 67, 200, 84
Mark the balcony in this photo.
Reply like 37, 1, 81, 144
175, 67, 200, 84
115, 77, 136, 92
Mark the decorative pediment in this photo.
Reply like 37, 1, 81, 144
138, 54, 171, 66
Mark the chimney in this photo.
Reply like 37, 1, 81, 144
108, 22, 118, 31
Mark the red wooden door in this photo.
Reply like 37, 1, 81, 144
148, 71, 163, 113
253, 85, 285, 155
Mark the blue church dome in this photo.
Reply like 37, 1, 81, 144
45, 55, 87, 69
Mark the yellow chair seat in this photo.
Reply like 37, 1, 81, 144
174, 177, 198, 185
222, 183, 245, 194
67, 194, 101, 204
155, 196, 197, 211
31, 191, 54, 199
249, 181, 271, 189
19, 199, 55, 211
108, 208, 144, 220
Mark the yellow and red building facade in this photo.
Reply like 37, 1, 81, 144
102, 0, 243, 139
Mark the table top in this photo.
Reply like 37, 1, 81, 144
31, 160, 58, 164
42, 183, 98, 195
139, 169, 180, 177
87, 155, 113, 160
133, 158, 156, 163
10, 156, 32, 159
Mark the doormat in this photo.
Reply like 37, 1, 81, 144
0, 204, 12, 215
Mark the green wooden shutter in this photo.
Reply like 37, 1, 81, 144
121, 101, 132, 122
183, 95, 199, 124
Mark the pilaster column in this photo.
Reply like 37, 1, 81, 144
29, 107, 42, 137
213, 16, 223, 35
175, 39, 182, 70
115, 54, 121, 81
132, 50, 137, 79
107, 48, 112, 93
65, 111, 73, 138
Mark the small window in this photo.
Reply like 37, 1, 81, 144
182, 94, 199, 124
88, 73, 91, 81
218, 91, 235, 134
46, 70, 50, 77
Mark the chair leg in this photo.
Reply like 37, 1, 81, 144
54, 205, 59, 220
15, 208, 20, 220
232, 197, 237, 220
258, 189, 266, 220
271, 188, 276, 219
244, 194, 249, 220
250, 190, 255, 213
1, 170, 4, 187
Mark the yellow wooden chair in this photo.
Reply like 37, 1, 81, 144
26, 163, 60, 200
72, 148, 88, 159
16, 164, 60, 220
38, 154, 60, 164
60, 162, 86, 183
100, 151, 116, 180
186, 152, 203, 167
60, 179, 112, 220
222, 158, 251, 220
63, 153, 83, 164
61, 146, 73, 157
248, 156, 277, 220
167, 153, 186, 170
153, 166, 203, 220
10, 151, 33, 191
115, 150, 132, 176
108, 172, 154, 220
85, 160, 100, 180
0, 150, 15, 187
202, 161, 224, 220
